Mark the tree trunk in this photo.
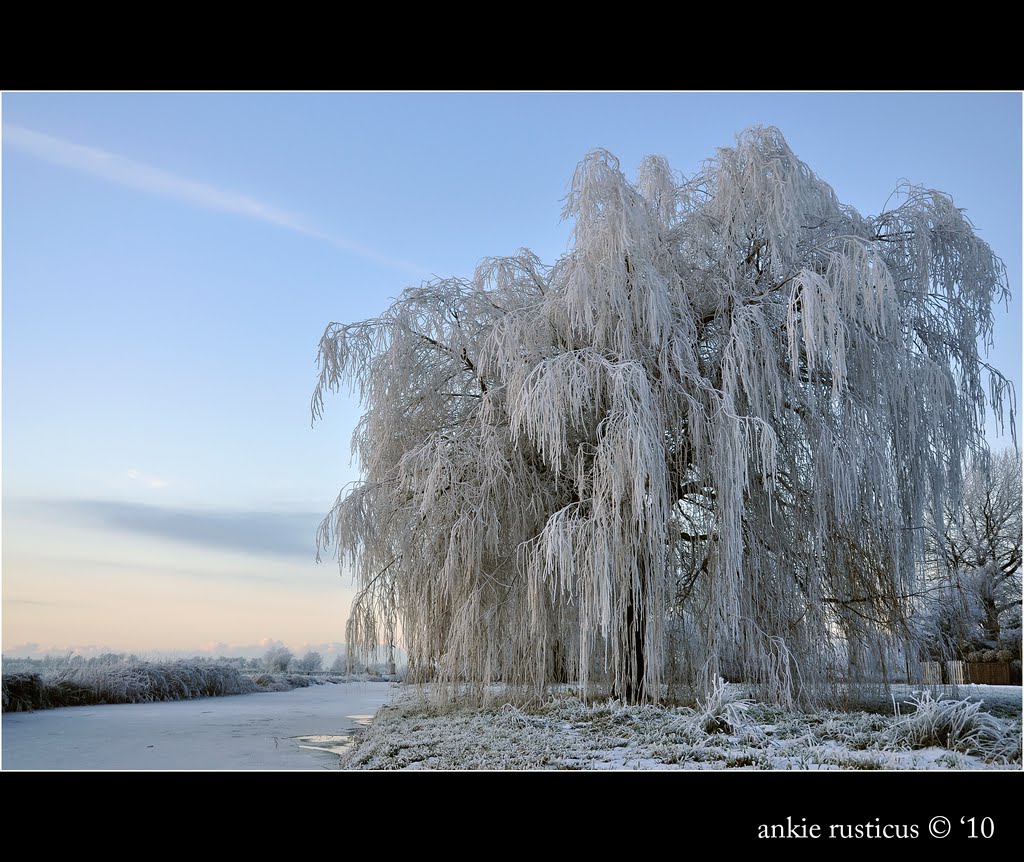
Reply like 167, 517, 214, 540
623, 596, 646, 703
615, 560, 648, 703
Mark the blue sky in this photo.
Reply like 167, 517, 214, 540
2, 92, 1020, 658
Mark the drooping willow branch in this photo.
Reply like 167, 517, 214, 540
314, 127, 1014, 706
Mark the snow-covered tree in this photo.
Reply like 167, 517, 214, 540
295, 650, 323, 672
313, 127, 1014, 705
947, 449, 1021, 649
263, 646, 293, 673
919, 449, 1022, 658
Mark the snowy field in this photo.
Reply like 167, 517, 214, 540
340, 684, 1022, 770
2, 681, 394, 770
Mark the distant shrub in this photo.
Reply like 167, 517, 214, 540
2, 660, 259, 712
250, 672, 326, 692
252, 673, 292, 692
965, 649, 1017, 664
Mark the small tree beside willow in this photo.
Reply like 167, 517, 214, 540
313, 127, 1014, 706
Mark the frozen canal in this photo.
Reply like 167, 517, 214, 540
2, 681, 395, 770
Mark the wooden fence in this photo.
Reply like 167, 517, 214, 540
921, 661, 1020, 686
964, 662, 1021, 685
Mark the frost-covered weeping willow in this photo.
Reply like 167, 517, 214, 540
313, 127, 1014, 705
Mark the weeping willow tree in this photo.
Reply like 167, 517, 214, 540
313, 127, 1014, 706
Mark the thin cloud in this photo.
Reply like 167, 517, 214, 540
39, 498, 322, 559
3, 124, 427, 277
4, 598, 86, 608
127, 468, 169, 490
8, 550, 312, 587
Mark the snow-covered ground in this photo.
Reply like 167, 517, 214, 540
340, 684, 1022, 770
2, 681, 395, 770
6, 679, 1019, 770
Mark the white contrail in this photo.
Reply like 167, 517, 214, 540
4, 124, 428, 277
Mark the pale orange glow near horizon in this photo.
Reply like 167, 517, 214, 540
2, 505, 357, 657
